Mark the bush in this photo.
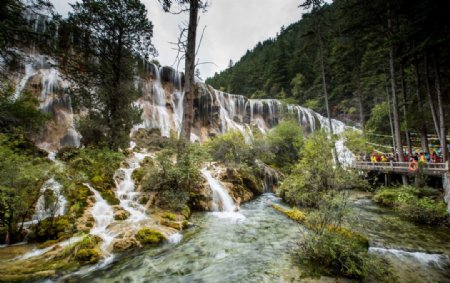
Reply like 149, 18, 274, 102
139, 144, 208, 210
264, 120, 304, 173
135, 228, 166, 245
300, 231, 368, 278
279, 131, 363, 208
374, 186, 448, 225
32, 216, 75, 242
206, 130, 251, 165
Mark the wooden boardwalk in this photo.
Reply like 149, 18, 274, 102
352, 161, 449, 176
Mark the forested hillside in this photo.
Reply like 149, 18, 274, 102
206, 0, 449, 145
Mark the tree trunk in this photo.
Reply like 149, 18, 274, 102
433, 50, 447, 161
413, 57, 430, 154
180, 0, 199, 143
316, 21, 339, 165
400, 63, 412, 156
386, 80, 396, 155
425, 53, 441, 140
387, 12, 407, 185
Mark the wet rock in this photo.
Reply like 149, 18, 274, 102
113, 208, 130, 221
112, 238, 139, 253
160, 219, 183, 230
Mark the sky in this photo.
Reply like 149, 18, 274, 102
51, 0, 306, 80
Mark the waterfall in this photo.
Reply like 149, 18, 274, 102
85, 184, 115, 254
114, 152, 151, 222
201, 168, 240, 214
31, 178, 66, 223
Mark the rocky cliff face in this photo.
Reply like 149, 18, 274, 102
11, 51, 355, 164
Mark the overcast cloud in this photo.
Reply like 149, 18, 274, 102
51, 0, 306, 79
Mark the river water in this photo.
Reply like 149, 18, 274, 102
72, 194, 450, 283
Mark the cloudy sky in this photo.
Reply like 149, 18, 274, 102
51, 0, 307, 79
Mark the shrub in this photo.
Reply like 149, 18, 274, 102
374, 186, 448, 225
264, 120, 304, 173
140, 144, 208, 211
135, 228, 166, 245
206, 130, 251, 165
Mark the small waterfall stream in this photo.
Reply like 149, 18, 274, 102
201, 168, 246, 221
85, 184, 115, 254
114, 152, 152, 223
28, 178, 66, 224
201, 168, 237, 212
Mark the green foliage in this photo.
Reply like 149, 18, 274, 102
279, 131, 364, 207
206, 130, 251, 165
264, 120, 304, 173
342, 129, 373, 155
298, 191, 394, 281
59, 147, 124, 205
0, 90, 50, 135
135, 228, 166, 245
31, 216, 75, 242
374, 186, 448, 225
0, 134, 50, 244
65, 0, 155, 150
140, 143, 208, 210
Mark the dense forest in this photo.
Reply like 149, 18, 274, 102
207, 0, 449, 155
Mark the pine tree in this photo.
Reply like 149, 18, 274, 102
65, 0, 155, 150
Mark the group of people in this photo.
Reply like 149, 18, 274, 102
363, 151, 444, 163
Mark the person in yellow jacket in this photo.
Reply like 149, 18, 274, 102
381, 155, 388, 162
419, 152, 427, 163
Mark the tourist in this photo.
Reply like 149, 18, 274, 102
419, 152, 427, 163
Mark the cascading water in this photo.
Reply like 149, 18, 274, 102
114, 152, 152, 222
85, 184, 115, 255
31, 178, 66, 223
201, 168, 246, 222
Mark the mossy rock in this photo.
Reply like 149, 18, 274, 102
161, 219, 182, 230
135, 228, 166, 245
132, 167, 146, 183
162, 212, 176, 221
112, 238, 138, 252
75, 248, 100, 264
100, 189, 120, 206
114, 209, 130, 221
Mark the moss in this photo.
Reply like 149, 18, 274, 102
327, 225, 369, 248
272, 204, 306, 222
91, 175, 105, 186
37, 239, 59, 249
135, 228, 166, 245
132, 167, 146, 183
100, 189, 120, 206
162, 212, 176, 221
75, 248, 100, 264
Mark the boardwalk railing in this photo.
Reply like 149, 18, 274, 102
352, 161, 449, 176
